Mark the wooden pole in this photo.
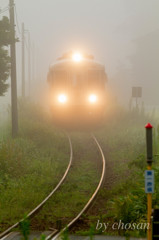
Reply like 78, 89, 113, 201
22, 22, 25, 98
9, 0, 18, 137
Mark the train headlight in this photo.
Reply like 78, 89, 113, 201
72, 52, 83, 62
89, 94, 97, 103
58, 94, 67, 103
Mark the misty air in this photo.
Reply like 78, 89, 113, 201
0, 1, 159, 240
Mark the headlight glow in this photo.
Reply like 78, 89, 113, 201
58, 94, 67, 103
89, 94, 97, 103
72, 52, 83, 62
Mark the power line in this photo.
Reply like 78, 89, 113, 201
1, 6, 8, 11
14, 5, 21, 35
0, 5, 9, 14
0, 9, 8, 14
0, 4, 14, 16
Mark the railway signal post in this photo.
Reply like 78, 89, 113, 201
145, 123, 153, 240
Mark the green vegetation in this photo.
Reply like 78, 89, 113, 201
19, 216, 30, 240
102, 111, 159, 236
0, 100, 102, 235
0, 16, 11, 96
30, 132, 101, 230
61, 228, 70, 240
0, 101, 70, 231
75, 108, 159, 237
1, 102, 159, 239
19, 216, 47, 240
0, 120, 9, 141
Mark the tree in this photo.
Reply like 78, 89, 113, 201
0, 16, 11, 96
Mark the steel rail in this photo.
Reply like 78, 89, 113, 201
46, 134, 106, 240
0, 133, 73, 239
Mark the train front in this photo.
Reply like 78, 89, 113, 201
47, 52, 108, 127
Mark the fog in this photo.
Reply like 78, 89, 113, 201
0, 0, 159, 117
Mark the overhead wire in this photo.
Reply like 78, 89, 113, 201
0, 3, 15, 15
0, 5, 9, 15
14, 4, 31, 53
14, 5, 21, 35
1, 1, 31, 55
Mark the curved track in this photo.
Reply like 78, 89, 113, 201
46, 134, 106, 240
0, 133, 73, 239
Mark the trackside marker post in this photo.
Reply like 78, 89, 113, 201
145, 123, 153, 240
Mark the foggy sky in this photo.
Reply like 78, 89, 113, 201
0, 0, 159, 110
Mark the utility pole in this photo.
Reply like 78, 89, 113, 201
32, 42, 35, 88
9, 0, 18, 137
28, 31, 31, 97
22, 22, 25, 98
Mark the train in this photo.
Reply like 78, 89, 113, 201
47, 51, 108, 127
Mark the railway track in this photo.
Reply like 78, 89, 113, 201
0, 134, 106, 240
0, 133, 73, 240
46, 134, 106, 240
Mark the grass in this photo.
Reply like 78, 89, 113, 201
0, 100, 70, 232
30, 132, 101, 230
1, 101, 159, 238
0, 119, 10, 141
74, 107, 159, 237
0, 100, 102, 235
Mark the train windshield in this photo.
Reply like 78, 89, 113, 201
72, 70, 105, 88
52, 71, 67, 87
72, 73, 84, 87
87, 70, 106, 88
50, 69, 106, 89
